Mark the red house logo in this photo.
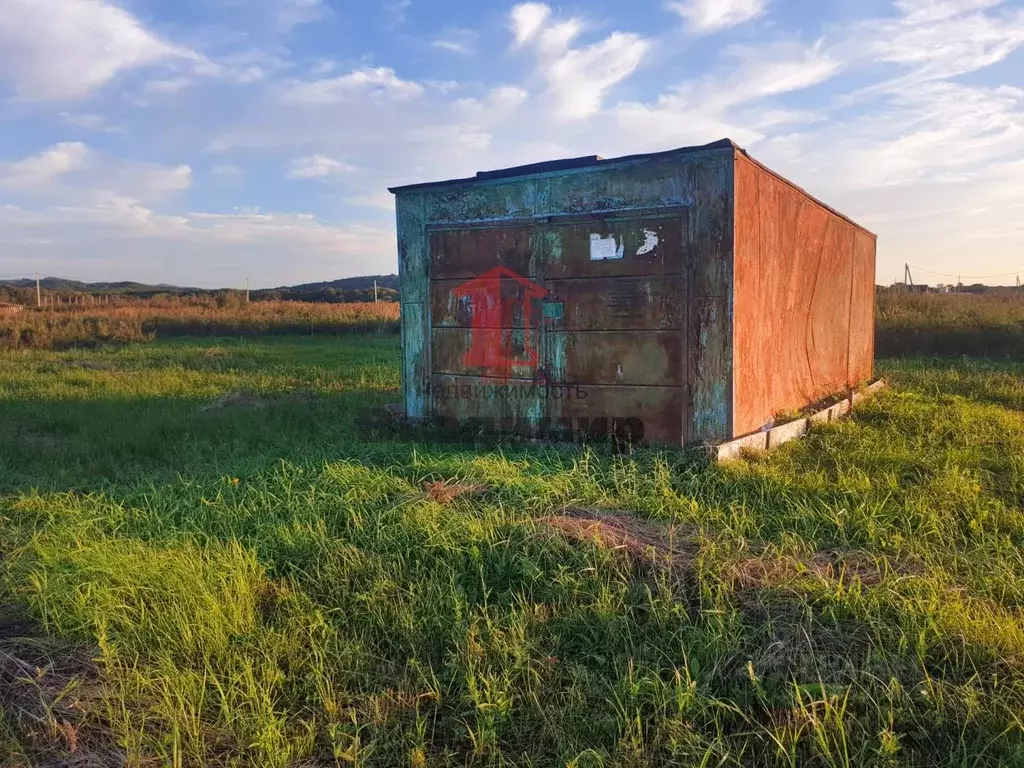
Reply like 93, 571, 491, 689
455, 266, 548, 378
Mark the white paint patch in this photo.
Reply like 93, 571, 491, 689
636, 228, 659, 256
589, 233, 624, 260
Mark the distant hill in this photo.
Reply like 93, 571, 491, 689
256, 275, 398, 303
276, 275, 399, 292
0, 274, 400, 304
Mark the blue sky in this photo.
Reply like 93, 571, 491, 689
0, 0, 1022, 288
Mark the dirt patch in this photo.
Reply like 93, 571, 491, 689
540, 507, 698, 567
424, 480, 484, 505
727, 549, 903, 592
0, 609, 123, 767
199, 391, 271, 412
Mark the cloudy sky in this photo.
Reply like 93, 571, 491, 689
0, 0, 1022, 288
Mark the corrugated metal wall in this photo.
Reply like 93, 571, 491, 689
395, 146, 736, 445
732, 153, 876, 438
396, 144, 874, 446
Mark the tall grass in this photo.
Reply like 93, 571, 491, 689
3, 338, 1024, 765
876, 291, 1024, 357
0, 301, 400, 350
6, 291, 1024, 357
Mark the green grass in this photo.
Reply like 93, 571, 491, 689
3, 338, 1024, 766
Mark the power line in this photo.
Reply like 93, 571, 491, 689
906, 264, 1023, 281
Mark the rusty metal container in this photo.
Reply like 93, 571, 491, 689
389, 139, 876, 446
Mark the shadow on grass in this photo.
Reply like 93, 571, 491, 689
0, 390, 397, 493
876, 327, 1024, 358
0, 387, 716, 496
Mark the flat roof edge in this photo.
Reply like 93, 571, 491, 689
386, 138, 874, 238
388, 138, 738, 193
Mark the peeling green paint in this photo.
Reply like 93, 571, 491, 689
394, 146, 736, 444
396, 191, 429, 420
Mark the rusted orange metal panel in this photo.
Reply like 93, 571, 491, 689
426, 211, 690, 444
429, 375, 681, 444
432, 276, 683, 331
430, 228, 536, 281
732, 153, 876, 437
847, 230, 877, 386
545, 384, 683, 444
808, 218, 855, 393
732, 153, 765, 436
434, 328, 681, 387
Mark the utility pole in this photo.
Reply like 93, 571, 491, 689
374, 279, 378, 304
904, 263, 913, 290
245, 277, 250, 304
35, 272, 41, 307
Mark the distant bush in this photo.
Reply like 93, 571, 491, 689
876, 292, 1024, 357
0, 301, 399, 350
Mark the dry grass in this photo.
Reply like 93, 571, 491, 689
0, 610, 121, 767
540, 506, 698, 567
423, 480, 484, 505
0, 301, 399, 350
876, 291, 1024, 357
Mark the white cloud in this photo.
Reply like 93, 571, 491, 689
0, 200, 394, 286
666, 0, 767, 32
509, 4, 651, 119
714, 42, 841, 108
287, 155, 355, 179
509, 3, 551, 46
760, 82, 1024, 191
347, 191, 395, 210
895, 0, 1005, 24
275, 0, 326, 31
432, 29, 478, 55
0, 143, 190, 204
1, 142, 92, 186
0, 0, 197, 99
285, 66, 424, 104
384, 0, 411, 29
615, 41, 840, 150
309, 59, 336, 76
58, 112, 124, 132
211, 164, 244, 181
837, 0, 1024, 96
0, 141, 388, 284
146, 77, 194, 94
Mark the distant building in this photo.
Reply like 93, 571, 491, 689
888, 282, 931, 294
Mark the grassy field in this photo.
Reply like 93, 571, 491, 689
2, 329, 1024, 767
0, 302, 400, 350
876, 292, 1024, 357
